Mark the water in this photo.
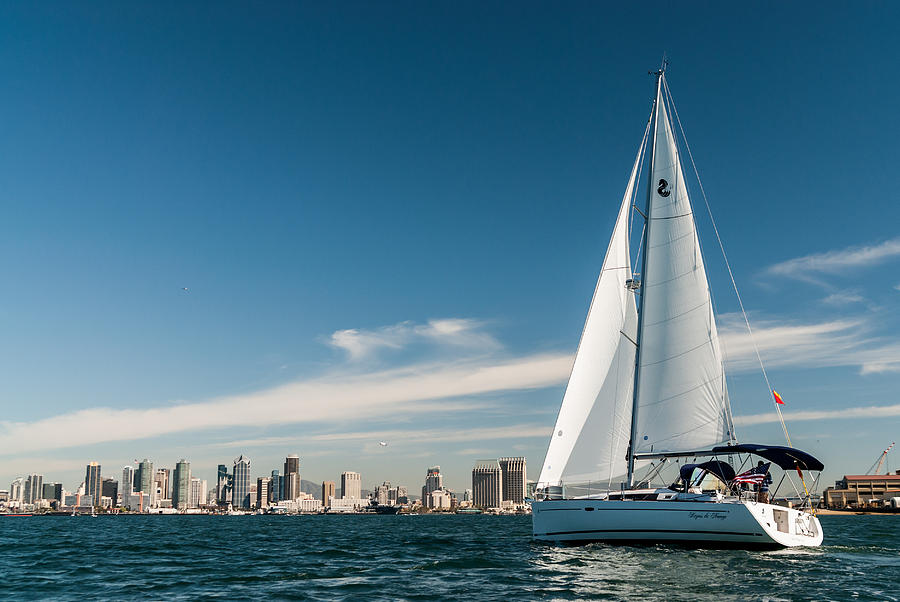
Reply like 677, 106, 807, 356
1, 515, 898, 600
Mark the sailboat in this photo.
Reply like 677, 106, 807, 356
532, 67, 824, 548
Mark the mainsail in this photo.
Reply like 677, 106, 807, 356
632, 77, 733, 455
537, 140, 643, 487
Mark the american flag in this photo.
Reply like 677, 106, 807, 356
732, 462, 771, 485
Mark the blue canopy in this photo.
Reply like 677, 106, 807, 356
679, 460, 736, 484
711, 443, 824, 471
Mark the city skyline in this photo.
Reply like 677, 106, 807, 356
2, 4, 899, 491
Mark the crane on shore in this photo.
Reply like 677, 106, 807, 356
865, 442, 895, 475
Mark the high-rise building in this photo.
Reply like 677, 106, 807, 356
499, 457, 527, 504
283, 455, 300, 501
101, 479, 118, 506
233, 455, 251, 508
421, 466, 443, 502
190, 478, 207, 508
172, 460, 191, 511
322, 481, 335, 506
154, 469, 171, 502
270, 470, 281, 504
216, 465, 228, 505
395, 485, 409, 505
85, 463, 102, 507
24, 474, 43, 504
9, 478, 24, 505
256, 477, 271, 508
341, 471, 361, 499
42, 483, 63, 503
122, 466, 135, 498
472, 460, 502, 509
136, 459, 154, 499
375, 481, 391, 505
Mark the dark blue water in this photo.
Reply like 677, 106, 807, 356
1, 515, 898, 600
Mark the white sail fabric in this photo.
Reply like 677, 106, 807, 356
538, 147, 641, 487
633, 79, 732, 454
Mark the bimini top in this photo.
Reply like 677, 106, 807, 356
711, 443, 824, 472
679, 460, 736, 484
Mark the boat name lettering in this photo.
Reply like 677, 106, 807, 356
688, 511, 727, 521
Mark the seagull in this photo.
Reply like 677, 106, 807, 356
379, 441, 388, 447
181, 287, 190, 293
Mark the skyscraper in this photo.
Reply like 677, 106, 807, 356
422, 466, 443, 502
9, 478, 24, 505
24, 474, 43, 504
216, 464, 228, 505
42, 482, 63, 504
136, 459, 154, 500
472, 460, 502, 509
122, 466, 135, 498
256, 477, 271, 508
283, 455, 300, 501
321, 481, 335, 506
233, 455, 251, 508
101, 478, 118, 506
172, 460, 191, 511
85, 463, 102, 507
270, 470, 281, 504
499, 457, 527, 504
341, 471, 361, 499
190, 478, 207, 508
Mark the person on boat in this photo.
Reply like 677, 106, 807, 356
757, 461, 773, 503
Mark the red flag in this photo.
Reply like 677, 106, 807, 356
773, 390, 785, 405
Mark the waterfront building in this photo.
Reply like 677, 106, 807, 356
427, 488, 452, 510
155, 469, 171, 501
270, 470, 281, 504
85, 463, 102, 507
472, 460, 502, 509
24, 474, 43, 504
172, 460, 191, 511
122, 466, 135, 499
395, 485, 409, 505
463, 489, 473, 502
233, 455, 252, 508
256, 477, 271, 508
328, 497, 366, 513
189, 478, 207, 508
422, 466, 443, 501
101, 478, 118, 507
284, 455, 300, 501
322, 480, 335, 507
9, 478, 24, 506
375, 481, 391, 505
823, 470, 900, 508
341, 471, 361, 499
499, 457, 527, 504
135, 459, 154, 500
42, 482, 63, 504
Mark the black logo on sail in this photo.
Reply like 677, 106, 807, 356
657, 178, 671, 197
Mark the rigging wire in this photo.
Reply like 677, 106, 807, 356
661, 77, 793, 449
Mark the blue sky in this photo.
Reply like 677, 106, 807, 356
2, 2, 899, 493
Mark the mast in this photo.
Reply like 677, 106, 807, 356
626, 67, 664, 487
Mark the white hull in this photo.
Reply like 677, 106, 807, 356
532, 498, 822, 548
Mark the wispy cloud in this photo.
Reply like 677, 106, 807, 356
328, 318, 499, 360
735, 403, 900, 427
0, 353, 570, 455
821, 290, 864, 306
767, 237, 900, 284
719, 314, 900, 375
